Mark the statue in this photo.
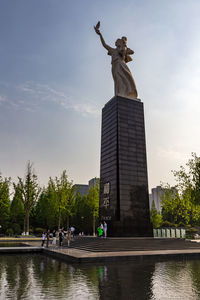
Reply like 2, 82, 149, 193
94, 21, 138, 100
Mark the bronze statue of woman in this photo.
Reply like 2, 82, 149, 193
94, 21, 138, 99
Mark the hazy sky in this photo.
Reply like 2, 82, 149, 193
1, 0, 200, 190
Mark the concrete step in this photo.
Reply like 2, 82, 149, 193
62, 237, 200, 252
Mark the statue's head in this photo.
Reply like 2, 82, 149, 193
115, 37, 128, 48
121, 36, 127, 45
115, 38, 123, 47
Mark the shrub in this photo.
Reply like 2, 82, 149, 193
6, 228, 14, 236
12, 223, 21, 235
35, 227, 45, 235
177, 222, 186, 227
162, 221, 177, 228
186, 228, 198, 239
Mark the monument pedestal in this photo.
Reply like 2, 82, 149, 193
99, 96, 152, 236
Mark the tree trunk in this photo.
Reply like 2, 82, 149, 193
23, 216, 26, 234
67, 213, 69, 229
58, 208, 61, 230
93, 213, 96, 236
26, 211, 29, 235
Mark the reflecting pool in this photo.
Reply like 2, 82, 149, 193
0, 243, 28, 247
1, 254, 200, 299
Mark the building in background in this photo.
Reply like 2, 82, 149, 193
88, 177, 99, 188
149, 185, 177, 214
75, 184, 89, 197
149, 186, 163, 214
75, 177, 99, 197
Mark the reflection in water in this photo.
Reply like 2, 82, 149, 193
152, 261, 200, 299
1, 255, 200, 299
98, 262, 154, 299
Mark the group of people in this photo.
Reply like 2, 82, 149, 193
97, 221, 107, 238
41, 222, 108, 248
41, 227, 75, 248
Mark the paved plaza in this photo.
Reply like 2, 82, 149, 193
1, 237, 200, 263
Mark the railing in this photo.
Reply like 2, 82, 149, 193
153, 228, 186, 238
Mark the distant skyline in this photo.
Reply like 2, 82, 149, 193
1, 0, 200, 190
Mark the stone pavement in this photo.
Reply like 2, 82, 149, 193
2, 236, 200, 263
25, 236, 200, 263
61, 236, 200, 252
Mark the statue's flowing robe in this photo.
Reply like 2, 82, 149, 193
108, 47, 138, 99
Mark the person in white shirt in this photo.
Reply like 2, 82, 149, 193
103, 221, 107, 238
70, 226, 75, 238
41, 232, 45, 247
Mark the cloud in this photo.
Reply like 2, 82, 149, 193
17, 81, 100, 116
1, 81, 100, 117
156, 146, 188, 162
72, 103, 100, 116
0, 95, 6, 103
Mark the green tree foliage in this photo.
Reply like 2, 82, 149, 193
161, 153, 200, 226
87, 178, 100, 235
64, 183, 76, 229
50, 170, 75, 229
10, 183, 25, 233
34, 184, 58, 230
1, 162, 100, 235
17, 161, 40, 234
173, 153, 200, 205
161, 185, 192, 226
0, 174, 11, 232
150, 200, 162, 228
71, 193, 92, 234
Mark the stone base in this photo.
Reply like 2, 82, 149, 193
99, 96, 152, 237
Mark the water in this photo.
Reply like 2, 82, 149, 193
0, 254, 200, 299
0, 243, 28, 247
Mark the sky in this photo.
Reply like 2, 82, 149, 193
1, 0, 200, 191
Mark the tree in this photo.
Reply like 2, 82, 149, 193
71, 192, 92, 234
0, 174, 11, 233
17, 161, 40, 235
161, 185, 192, 226
64, 183, 76, 229
173, 152, 200, 204
50, 170, 75, 229
161, 153, 200, 226
150, 201, 162, 228
87, 178, 100, 236
10, 183, 25, 233
34, 184, 58, 230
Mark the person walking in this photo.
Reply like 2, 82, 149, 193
46, 229, 50, 248
41, 232, 45, 247
70, 226, 75, 238
103, 221, 107, 238
97, 224, 104, 237
67, 228, 71, 247
52, 230, 57, 246
59, 230, 63, 247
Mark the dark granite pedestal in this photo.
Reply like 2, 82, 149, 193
99, 96, 152, 236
